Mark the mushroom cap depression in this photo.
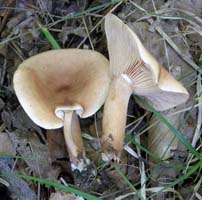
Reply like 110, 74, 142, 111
13, 49, 110, 129
105, 14, 189, 110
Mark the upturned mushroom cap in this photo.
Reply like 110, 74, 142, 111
101, 14, 189, 160
13, 49, 110, 129
105, 14, 189, 110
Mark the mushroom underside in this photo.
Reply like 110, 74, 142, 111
14, 53, 109, 128
101, 14, 189, 161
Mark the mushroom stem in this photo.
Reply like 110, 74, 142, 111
102, 75, 133, 160
63, 111, 84, 165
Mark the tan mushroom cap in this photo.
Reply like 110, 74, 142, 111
105, 14, 189, 110
13, 49, 110, 129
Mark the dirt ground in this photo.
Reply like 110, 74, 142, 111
0, 0, 202, 199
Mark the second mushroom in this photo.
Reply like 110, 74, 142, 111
13, 49, 110, 170
102, 14, 189, 161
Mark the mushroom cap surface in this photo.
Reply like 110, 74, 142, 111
13, 49, 110, 129
105, 14, 189, 110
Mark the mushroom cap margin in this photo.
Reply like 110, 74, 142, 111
13, 49, 110, 129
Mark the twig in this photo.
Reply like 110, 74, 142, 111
82, 16, 94, 50
9, 41, 25, 61
190, 175, 202, 200
0, 177, 9, 187
129, 1, 202, 73
0, 0, 15, 33
94, 114, 102, 149
137, 136, 146, 199
0, 58, 7, 88
191, 74, 202, 148
150, 22, 201, 73
0, 124, 6, 132
77, 0, 123, 48
172, 8, 202, 25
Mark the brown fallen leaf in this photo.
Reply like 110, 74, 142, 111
0, 98, 5, 110
148, 112, 180, 161
47, 129, 67, 162
0, 158, 37, 200
49, 191, 80, 200
8, 129, 59, 180
0, 0, 16, 34
0, 132, 15, 155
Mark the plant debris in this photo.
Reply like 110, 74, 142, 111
0, 0, 201, 199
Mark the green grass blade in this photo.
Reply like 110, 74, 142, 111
128, 137, 185, 170
127, 136, 161, 162
0, 154, 40, 161
37, 0, 123, 49
73, 0, 122, 17
135, 96, 201, 160
0, 174, 101, 200
37, 21, 61, 49
44, 0, 123, 30
0, 1, 123, 47
113, 164, 145, 200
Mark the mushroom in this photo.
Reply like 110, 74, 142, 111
13, 49, 110, 170
102, 14, 189, 161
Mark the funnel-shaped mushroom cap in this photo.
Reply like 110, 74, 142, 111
13, 49, 110, 129
105, 14, 189, 110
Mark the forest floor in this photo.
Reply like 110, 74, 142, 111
0, 0, 202, 199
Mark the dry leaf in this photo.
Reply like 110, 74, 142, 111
8, 129, 59, 180
47, 129, 67, 161
49, 191, 82, 200
0, 158, 37, 200
0, 98, 5, 110
148, 112, 180, 161
0, 132, 15, 155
